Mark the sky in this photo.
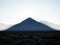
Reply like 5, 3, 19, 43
0, 0, 60, 25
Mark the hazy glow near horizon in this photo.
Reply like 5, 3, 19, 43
0, 0, 60, 25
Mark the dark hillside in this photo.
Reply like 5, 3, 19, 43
0, 31, 60, 45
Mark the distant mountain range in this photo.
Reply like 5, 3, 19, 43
5, 18, 57, 31
0, 23, 11, 31
41, 21, 60, 30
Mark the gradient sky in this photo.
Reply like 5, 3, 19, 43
0, 0, 60, 25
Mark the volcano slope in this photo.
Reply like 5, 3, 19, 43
0, 31, 60, 45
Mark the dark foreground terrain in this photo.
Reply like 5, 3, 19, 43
0, 31, 60, 45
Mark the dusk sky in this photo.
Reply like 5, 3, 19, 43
0, 0, 60, 25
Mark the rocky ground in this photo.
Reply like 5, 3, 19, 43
0, 31, 60, 45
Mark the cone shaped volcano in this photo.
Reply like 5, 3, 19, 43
5, 18, 56, 31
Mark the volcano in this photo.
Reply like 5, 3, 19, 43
5, 18, 56, 31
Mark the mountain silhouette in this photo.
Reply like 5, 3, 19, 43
5, 18, 56, 31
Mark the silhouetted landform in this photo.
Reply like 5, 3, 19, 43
0, 31, 60, 45
5, 18, 56, 31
